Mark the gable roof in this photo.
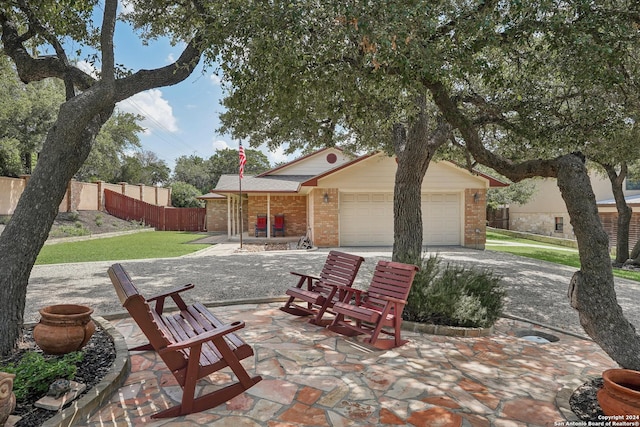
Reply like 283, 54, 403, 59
202, 147, 500, 197
256, 147, 344, 177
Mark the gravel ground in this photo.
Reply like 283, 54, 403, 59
25, 244, 640, 337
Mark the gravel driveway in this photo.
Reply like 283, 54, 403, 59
25, 244, 640, 337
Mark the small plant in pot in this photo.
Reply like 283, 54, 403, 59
403, 254, 506, 329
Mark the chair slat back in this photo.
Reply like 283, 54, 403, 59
256, 215, 267, 228
108, 264, 186, 370
273, 214, 284, 228
318, 250, 365, 287
365, 261, 419, 311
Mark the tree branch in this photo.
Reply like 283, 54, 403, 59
427, 79, 560, 181
114, 32, 204, 102
101, 0, 118, 83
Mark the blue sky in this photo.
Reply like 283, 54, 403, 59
68, 2, 297, 173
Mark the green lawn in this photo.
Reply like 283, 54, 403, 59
486, 230, 640, 282
36, 232, 209, 265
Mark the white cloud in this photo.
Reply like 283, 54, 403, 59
212, 139, 231, 151
263, 144, 294, 165
117, 89, 178, 134
76, 60, 98, 78
119, 1, 135, 15
210, 73, 222, 85
167, 53, 176, 63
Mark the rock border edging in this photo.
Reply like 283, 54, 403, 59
41, 316, 130, 427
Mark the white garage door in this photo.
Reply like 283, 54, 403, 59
422, 193, 461, 245
340, 192, 461, 246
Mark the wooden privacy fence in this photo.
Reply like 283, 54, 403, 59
104, 189, 206, 231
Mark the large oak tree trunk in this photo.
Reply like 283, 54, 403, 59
0, 90, 113, 355
391, 95, 450, 266
428, 80, 640, 369
559, 155, 640, 370
603, 163, 631, 265
0, 0, 204, 355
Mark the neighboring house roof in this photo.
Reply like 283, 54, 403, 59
597, 194, 640, 206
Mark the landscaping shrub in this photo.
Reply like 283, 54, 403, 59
0, 351, 83, 401
403, 255, 506, 328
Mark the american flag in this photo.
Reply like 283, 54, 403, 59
238, 143, 247, 179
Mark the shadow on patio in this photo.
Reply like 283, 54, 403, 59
86, 302, 614, 426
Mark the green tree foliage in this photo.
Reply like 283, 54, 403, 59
208, 148, 270, 187
170, 181, 204, 208
172, 149, 270, 193
173, 155, 211, 193
487, 180, 536, 210
117, 150, 170, 186
75, 111, 144, 182
0, 55, 64, 176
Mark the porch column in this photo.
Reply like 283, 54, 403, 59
267, 194, 271, 238
227, 195, 232, 238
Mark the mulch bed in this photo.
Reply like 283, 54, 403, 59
1, 326, 116, 427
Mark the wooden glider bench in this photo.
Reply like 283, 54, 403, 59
280, 250, 365, 325
328, 260, 419, 350
108, 263, 262, 418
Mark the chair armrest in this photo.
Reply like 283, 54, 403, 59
290, 272, 320, 281
160, 321, 246, 353
367, 292, 406, 305
146, 284, 195, 302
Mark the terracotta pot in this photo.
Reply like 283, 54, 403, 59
33, 304, 96, 355
597, 368, 640, 416
0, 372, 16, 427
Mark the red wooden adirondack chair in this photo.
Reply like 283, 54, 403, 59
255, 214, 267, 237
280, 251, 365, 325
328, 260, 419, 349
272, 214, 285, 236
108, 263, 261, 418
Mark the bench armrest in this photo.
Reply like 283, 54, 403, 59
146, 284, 195, 302
160, 321, 246, 353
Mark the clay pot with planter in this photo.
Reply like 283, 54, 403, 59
0, 372, 16, 427
597, 368, 640, 416
33, 304, 96, 355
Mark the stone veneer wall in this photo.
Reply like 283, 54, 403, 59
464, 189, 487, 249
509, 212, 574, 240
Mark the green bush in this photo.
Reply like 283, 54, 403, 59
404, 255, 506, 328
171, 181, 204, 208
1, 351, 83, 401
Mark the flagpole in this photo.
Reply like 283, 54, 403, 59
238, 141, 244, 249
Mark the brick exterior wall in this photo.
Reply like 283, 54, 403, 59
311, 189, 339, 247
205, 200, 229, 232
248, 194, 307, 237
599, 211, 640, 250
464, 189, 487, 249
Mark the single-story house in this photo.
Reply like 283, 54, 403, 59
199, 148, 495, 248
508, 173, 640, 247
